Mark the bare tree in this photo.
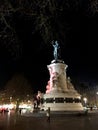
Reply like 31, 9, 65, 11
0, 0, 97, 47
0, 0, 98, 60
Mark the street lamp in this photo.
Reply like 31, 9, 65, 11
10, 97, 12, 103
96, 92, 98, 107
83, 97, 87, 107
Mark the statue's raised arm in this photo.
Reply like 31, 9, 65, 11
52, 41, 60, 60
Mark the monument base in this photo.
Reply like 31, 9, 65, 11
41, 91, 84, 111
41, 56, 84, 112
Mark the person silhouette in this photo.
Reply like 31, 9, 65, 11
46, 107, 50, 123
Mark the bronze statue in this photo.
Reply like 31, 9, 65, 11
52, 41, 60, 60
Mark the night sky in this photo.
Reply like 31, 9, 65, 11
0, 1, 98, 93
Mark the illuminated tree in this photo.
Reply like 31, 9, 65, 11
4, 73, 33, 100
3, 73, 33, 111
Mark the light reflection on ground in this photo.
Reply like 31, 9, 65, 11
0, 110, 98, 130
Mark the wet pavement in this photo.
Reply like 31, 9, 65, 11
0, 110, 98, 130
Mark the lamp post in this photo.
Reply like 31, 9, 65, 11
83, 97, 87, 107
10, 97, 12, 103
96, 92, 98, 107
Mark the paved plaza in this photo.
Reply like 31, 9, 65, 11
0, 110, 98, 130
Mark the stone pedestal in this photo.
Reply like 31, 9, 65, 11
41, 60, 84, 111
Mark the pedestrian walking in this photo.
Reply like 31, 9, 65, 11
19, 108, 22, 115
46, 107, 50, 123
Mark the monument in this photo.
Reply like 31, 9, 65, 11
41, 41, 84, 111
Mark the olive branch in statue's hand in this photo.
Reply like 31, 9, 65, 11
51, 40, 55, 45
